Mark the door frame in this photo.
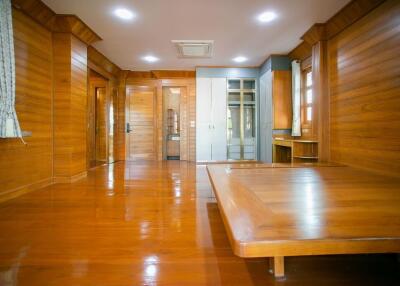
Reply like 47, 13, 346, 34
87, 74, 109, 168
125, 85, 158, 161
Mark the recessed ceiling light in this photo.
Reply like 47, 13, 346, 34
142, 55, 159, 63
114, 8, 135, 20
257, 11, 277, 23
233, 56, 247, 63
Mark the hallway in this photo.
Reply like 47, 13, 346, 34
0, 161, 398, 285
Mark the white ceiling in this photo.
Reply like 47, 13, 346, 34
43, 0, 350, 71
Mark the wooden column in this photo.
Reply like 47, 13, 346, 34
300, 23, 330, 162
53, 33, 88, 182
116, 70, 128, 161
312, 40, 330, 162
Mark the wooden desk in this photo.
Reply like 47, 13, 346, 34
207, 164, 400, 279
273, 139, 318, 163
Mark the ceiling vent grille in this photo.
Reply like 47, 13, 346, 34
172, 40, 213, 58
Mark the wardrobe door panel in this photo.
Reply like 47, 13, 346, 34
196, 78, 212, 161
211, 78, 227, 161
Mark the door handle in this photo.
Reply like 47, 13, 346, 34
126, 123, 132, 133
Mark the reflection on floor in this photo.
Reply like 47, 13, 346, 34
0, 161, 398, 285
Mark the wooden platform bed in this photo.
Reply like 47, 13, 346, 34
207, 163, 400, 279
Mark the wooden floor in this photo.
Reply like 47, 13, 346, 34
0, 161, 399, 285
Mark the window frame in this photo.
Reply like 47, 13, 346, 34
300, 58, 314, 136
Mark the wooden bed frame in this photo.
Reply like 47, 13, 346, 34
207, 163, 400, 279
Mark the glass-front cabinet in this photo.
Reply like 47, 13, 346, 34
227, 78, 257, 160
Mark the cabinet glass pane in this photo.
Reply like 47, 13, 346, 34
228, 92, 240, 102
243, 80, 255, 90
243, 92, 255, 102
243, 105, 255, 139
228, 79, 240, 90
227, 107, 240, 140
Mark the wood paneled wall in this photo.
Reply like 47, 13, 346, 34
53, 33, 88, 181
0, 9, 53, 202
328, 0, 400, 177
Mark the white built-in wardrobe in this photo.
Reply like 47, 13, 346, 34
196, 78, 227, 161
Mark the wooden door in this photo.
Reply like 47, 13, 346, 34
126, 88, 156, 160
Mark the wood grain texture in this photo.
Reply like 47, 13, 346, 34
325, 0, 385, 39
288, 0, 386, 60
128, 70, 195, 79
53, 33, 88, 180
288, 40, 312, 60
329, 0, 400, 177
12, 0, 101, 45
124, 76, 196, 161
312, 41, 330, 162
126, 88, 157, 160
208, 163, 400, 258
1, 161, 398, 285
87, 46, 121, 80
0, 9, 53, 200
272, 71, 292, 129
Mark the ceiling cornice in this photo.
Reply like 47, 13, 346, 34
12, 0, 101, 45
288, 0, 386, 60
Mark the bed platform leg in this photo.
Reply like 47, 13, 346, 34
272, 256, 285, 278
268, 257, 274, 274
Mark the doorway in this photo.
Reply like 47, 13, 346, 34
87, 69, 119, 169
125, 87, 157, 161
163, 87, 181, 160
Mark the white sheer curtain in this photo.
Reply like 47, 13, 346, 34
291, 60, 301, 137
0, 0, 22, 138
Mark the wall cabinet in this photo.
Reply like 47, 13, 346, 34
227, 78, 257, 160
196, 78, 227, 161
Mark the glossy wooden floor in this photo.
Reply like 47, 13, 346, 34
0, 161, 399, 285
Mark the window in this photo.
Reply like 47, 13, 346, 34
301, 67, 313, 128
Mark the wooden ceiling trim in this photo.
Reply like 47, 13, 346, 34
288, 41, 312, 61
288, 0, 386, 59
12, 0, 101, 45
325, 0, 385, 39
88, 46, 122, 80
151, 70, 196, 79
12, 0, 56, 30
53, 15, 102, 45
301, 23, 327, 46
127, 70, 196, 79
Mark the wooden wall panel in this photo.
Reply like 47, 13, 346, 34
53, 33, 87, 181
0, 9, 53, 201
272, 71, 292, 130
329, 0, 400, 177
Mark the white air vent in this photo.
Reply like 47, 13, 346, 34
172, 40, 213, 58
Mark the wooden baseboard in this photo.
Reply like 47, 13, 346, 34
0, 178, 54, 204
53, 171, 88, 184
